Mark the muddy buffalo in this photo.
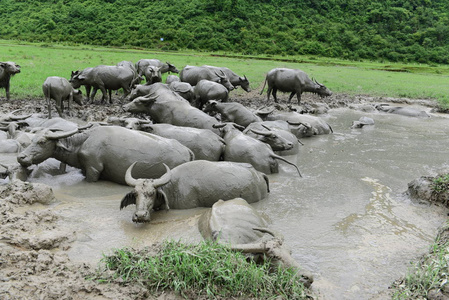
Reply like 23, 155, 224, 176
120, 160, 270, 223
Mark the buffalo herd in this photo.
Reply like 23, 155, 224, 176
1, 56, 432, 287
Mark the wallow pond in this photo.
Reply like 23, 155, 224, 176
2, 103, 449, 299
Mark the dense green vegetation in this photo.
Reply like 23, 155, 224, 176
3, 41, 449, 106
95, 240, 311, 299
2, 0, 449, 64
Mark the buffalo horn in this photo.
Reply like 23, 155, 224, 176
45, 128, 79, 140
152, 163, 172, 188
250, 128, 272, 137
125, 162, 139, 187
255, 107, 275, 116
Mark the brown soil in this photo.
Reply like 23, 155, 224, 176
0, 92, 443, 300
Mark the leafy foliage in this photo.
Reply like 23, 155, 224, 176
1, 0, 449, 63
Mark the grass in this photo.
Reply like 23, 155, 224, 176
94, 240, 311, 299
2, 39, 449, 106
391, 223, 449, 299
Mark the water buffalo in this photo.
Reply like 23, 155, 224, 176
120, 160, 269, 223
179, 65, 235, 91
261, 68, 332, 105
142, 66, 162, 85
141, 123, 226, 161
201, 65, 251, 92
17, 126, 194, 185
243, 122, 296, 153
70, 65, 135, 104
215, 123, 302, 176
375, 104, 430, 118
194, 80, 231, 109
168, 81, 195, 102
0, 61, 21, 101
136, 59, 179, 82
117, 60, 142, 87
257, 110, 333, 137
204, 100, 262, 128
166, 75, 180, 84
106, 116, 151, 130
42, 76, 83, 119
198, 198, 313, 287
122, 83, 221, 135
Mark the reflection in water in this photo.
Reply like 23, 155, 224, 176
4, 107, 449, 299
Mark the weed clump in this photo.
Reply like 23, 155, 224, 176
94, 240, 312, 299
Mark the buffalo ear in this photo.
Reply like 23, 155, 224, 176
120, 192, 136, 209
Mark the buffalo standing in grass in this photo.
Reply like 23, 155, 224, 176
261, 68, 332, 105
0, 61, 21, 101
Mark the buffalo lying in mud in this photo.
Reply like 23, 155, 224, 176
122, 83, 221, 135
375, 104, 431, 118
199, 198, 313, 287
261, 68, 332, 105
17, 125, 194, 185
120, 160, 270, 223
215, 123, 302, 176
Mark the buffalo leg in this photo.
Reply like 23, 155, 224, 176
287, 92, 297, 105
272, 88, 278, 103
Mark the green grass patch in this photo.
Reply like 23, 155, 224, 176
2, 39, 449, 106
391, 224, 449, 299
94, 240, 311, 299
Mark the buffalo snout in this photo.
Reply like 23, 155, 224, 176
132, 210, 151, 223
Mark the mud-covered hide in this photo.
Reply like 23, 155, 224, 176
198, 198, 269, 244
201, 65, 250, 92
204, 100, 262, 128
198, 198, 314, 288
257, 110, 332, 137
122, 83, 221, 135
243, 121, 298, 155
261, 67, 331, 105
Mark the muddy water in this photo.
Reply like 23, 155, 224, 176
6, 106, 449, 299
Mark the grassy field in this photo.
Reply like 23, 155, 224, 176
2, 39, 449, 106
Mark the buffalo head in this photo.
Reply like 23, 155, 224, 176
166, 62, 179, 74
239, 75, 251, 92
122, 94, 156, 113
1, 61, 21, 75
250, 125, 293, 151
312, 78, 332, 98
17, 128, 78, 167
120, 162, 171, 223
215, 70, 234, 91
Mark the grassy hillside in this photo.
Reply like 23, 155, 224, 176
2, 40, 449, 106
1, 0, 449, 64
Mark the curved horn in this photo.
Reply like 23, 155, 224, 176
255, 107, 275, 116
152, 163, 172, 188
78, 123, 94, 131
250, 128, 272, 137
125, 162, 139, 187
45, 128, 79, 140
